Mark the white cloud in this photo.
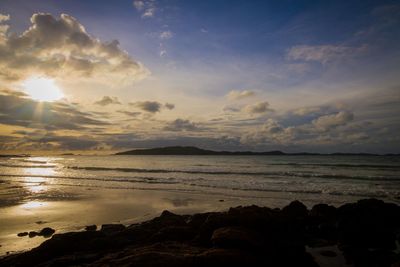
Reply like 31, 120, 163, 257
160, 30, 173, 40
244, 101, 273, 114
133, 1, 145, 10
0, 14, 10, 22
0, 13, 149, 83
133, 0, 156, 18
287, 45, 367, 64
226, 90, 255, 100
312, 111, 354, 130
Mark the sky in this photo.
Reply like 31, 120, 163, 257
0, 0, 399, 154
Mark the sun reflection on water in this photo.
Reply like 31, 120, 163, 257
20, 201, 47, 209
22, 158, 59, 194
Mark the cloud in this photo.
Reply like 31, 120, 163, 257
0, 14, 9, 22
130, 101, 162, 113
223, 105, 241, 112
163, 119, 199, 131
160, 31, 173, 40
0, 92, 109, 131
244, 101, 273, 114
133, 0, 156, 18
226, 90, 255, 100
117, 110, 142, 117
262, 119, 284, 134
292, 106, 322, 116
287, 45, 366, 64
129, 101, 175, 113
0, 13, 148, 83
133, 1, 145, 10
312, 111, 354, 130
94, 96, 121, 106
165, 103, 175, 110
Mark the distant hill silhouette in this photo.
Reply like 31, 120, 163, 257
116, 146, 285, 155
115, 146, 393, 156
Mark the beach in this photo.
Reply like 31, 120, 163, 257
1, 154, 400, 257
1, 198, 399, 266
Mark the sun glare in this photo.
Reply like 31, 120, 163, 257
22, 77, 64, 102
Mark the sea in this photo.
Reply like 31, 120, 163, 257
0, 154, 399, 254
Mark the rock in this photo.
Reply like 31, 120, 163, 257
100, 224, 125, 234
150, 226, 196, 242
319, 250, 337, 257
1, 200, 399, 267
337, 198, 400, 250
211, 226, 261, 249
310, 204, 337, 220
28, 231, 39, 238
39, 227, 55, 238
85, 225, 97, 231
17, 232, 28, 237
35, 220, 47, 225
281, 200, 308, 219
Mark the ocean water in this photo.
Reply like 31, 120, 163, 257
0, 155, 400, 254
1, 155, 399, 206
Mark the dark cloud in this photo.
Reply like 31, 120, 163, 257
130, 101, 162, 113
0, 92, 109, 130
165, 103, 175, 110
163, 119, 199, 131
94, 96, 121, 106
117, 110, 142, 117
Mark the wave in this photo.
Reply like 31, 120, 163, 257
270, 162, 400, 169
3, 173, 397, 200
65, 166, 400, 181
0, 163, 57, 168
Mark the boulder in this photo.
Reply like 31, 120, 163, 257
100, 224, 125, 234
85, 225, 97, 231
17, 232, 28, 237
28, 231, 39, 238
211, 226, 261, 249
39, 227, 55, 238
281, 200, 308, 219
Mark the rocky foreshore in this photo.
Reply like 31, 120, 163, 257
1, 198, 400, 267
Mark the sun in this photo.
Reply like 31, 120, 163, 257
22, 77, 64, 102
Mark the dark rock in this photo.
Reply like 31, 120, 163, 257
28, 231, 38, 238
337, 198, 400, 250
211, 226, 261, 249
100, 224, 125, 234
197, 248, 259, 267
35, 221, 47, 225
39, 227, 55, 238
17, 232, 28, 237
150, 226, 196, 242
319, 250, 337, 257
310, 203, 337, 220
281, 200, 308, 219
1, 199, 399, 267
85, 225, 97, 231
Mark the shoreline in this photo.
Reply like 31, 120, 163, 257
1, 198, 399, 267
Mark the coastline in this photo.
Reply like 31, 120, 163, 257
1, 198, 399, 267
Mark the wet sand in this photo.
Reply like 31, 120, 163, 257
1, 198, 399, 267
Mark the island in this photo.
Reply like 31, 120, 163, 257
115, 146, 392, 156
